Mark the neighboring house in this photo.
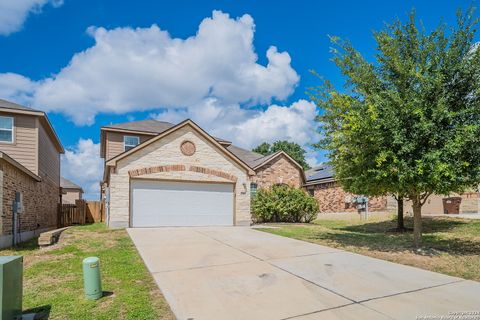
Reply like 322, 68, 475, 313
403, 192, 479, 215
100, 119, 304, 228
0, 99, 64, 248
305, 164, 479, 215
60, 177, 84, 204
304, 164, 392, 213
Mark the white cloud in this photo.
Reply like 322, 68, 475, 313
0, 73, 37, 102
151, 98, 319, 150
3, 10, 299, 125
61, 138, 103, 200
0, 0, 63, 36
2, 10, 321, 198
305, 151, 322, 168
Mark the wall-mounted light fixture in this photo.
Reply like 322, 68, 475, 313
241, 182, 247, 194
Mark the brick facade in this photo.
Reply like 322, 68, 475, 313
107, 124, 252, 228
307, 181, 388, 213
253, 154, 303, 189
0, 159, 58, 237
129, 164, 239, 182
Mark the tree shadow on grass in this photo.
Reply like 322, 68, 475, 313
0, 237, 40, 253
23, 305, 51, 319
311, 217, 480, 255
339, 217, 467, 234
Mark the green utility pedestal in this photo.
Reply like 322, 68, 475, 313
0, 256, 23, 320
83, 257, 102, 300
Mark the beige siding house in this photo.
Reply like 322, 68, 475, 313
100, 119, 305, 228
60, 177, 83, 204
0, 99, 64, 248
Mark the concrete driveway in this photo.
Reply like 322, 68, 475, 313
128, 227, 480, 320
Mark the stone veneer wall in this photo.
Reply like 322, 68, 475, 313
108, 125, 252, 228
0, 159, 58, 242
253, 154, 303, 189
309, 181, 388, 213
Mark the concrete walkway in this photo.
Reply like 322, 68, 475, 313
128, 227, 480, 320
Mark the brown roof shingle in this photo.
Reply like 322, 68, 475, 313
103, 119, 278, 169
103, 119, 175, 134
61, 177, 83, 191
0, 99, 42, 112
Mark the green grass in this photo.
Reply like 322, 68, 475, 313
260, 216, 480, 281
1, 223, 173, 320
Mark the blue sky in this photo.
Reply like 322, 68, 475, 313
0, 0, 476, 198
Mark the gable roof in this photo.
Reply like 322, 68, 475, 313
226, 145, 265, 168
253, 150, 306, 184
100, 119, 235, 158
223, 148, 305, 183
106, 119, 255, 175
100, 118, 304, 176
305, 164, 335, 185
0, 99, 64, 153
0, 151, 41, 181
61, 177, 83, 192
0, 99, 41, 112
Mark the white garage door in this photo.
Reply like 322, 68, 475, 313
131, 179, 234, 227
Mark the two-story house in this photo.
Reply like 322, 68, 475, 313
60, 177, 84, 204
100, 119, 304, 228
0, 99, 64, 248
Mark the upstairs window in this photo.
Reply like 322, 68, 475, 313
0, 116, 14, 143
124, 136, 139, 151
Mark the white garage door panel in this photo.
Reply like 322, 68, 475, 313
131, 180, 234, 227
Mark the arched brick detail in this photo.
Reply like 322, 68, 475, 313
129, 164, 186, 177
128, 164, 237, 182
189, 165, 238, 182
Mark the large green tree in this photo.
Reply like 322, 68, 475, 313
311, 9, 480, 247
253, 141, 311, 170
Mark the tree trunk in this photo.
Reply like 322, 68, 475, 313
412, 196, 422, 248
397, 197, 405, 231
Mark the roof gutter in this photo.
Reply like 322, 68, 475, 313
304, 177, 336, 186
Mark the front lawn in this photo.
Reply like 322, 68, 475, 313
1, 223, 173, 320
260, 215, 480, 281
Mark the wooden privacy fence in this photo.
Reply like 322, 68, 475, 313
85, 200, 104, 223
58, 200, 104, 227
58, 199, 87, 227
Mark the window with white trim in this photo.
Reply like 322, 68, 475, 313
0, 116, 14, 143
124, 135, 139, 151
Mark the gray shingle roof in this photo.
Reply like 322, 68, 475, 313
61, 177, 83, 191
306, 164, 334, 182
251, 151, 281, 168
103, 119, 175, 134
0, 99, 42, 112
226, 145, 266, 168
103, 119, 280, 169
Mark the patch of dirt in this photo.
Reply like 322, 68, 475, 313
22, 251, 75, 268
149, 287, 176, 320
